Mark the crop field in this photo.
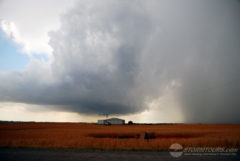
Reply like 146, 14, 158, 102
0, 123, 239, 150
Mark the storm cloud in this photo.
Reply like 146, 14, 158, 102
0, 0, 240, 123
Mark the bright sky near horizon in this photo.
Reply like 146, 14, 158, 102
0, 0, 240, 123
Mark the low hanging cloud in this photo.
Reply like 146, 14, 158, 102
0, 0, 240, 123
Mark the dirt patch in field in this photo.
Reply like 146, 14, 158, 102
88, 132, 203, 140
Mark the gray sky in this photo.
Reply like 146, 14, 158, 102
0, 0, 240, 123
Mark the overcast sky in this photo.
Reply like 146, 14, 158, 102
0, 0, 240, 123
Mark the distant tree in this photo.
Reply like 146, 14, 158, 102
128, 121, 133, 125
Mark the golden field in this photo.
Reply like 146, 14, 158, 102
0, 123, 239, 150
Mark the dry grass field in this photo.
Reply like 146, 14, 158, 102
0, 123, 239, 150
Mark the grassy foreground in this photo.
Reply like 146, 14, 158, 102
0, 123, 239, 150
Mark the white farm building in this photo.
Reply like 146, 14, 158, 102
98, 118, 125, 125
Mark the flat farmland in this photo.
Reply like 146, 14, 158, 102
0, 123, 239, 150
